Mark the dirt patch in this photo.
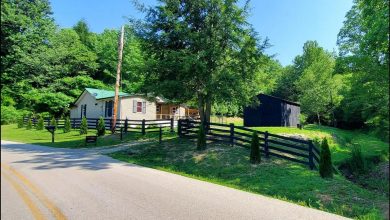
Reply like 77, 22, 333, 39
279, 133, 309, 141
318, 194, 333, 204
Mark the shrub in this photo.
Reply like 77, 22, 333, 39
250, 131, 261, 164
96, 117, 106, 136
36, 117, 44, 130
348, 144, 366, 174
1, 105, 21, 125
26, 117, 33, 130
80, 117, 88, 135
299, 114, 307, 127
197, 123, 206, 150
50, 116, 57, 129
319, 138, 333, 178
63, 117, 71, 133
17, 117, 24, 128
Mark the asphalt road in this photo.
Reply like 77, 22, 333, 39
1, 140, 350, 220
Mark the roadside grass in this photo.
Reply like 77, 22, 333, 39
206, 117, 388, 165
1, 124, 176, 148
247, 124, 389, 165
109, 138, 388, 219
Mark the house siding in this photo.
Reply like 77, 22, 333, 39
120, 96, 156, 120
70, 91, 105, 118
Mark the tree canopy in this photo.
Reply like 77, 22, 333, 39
1, 0, 388, 140
135, 0, 271, 123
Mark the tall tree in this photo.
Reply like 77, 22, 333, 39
294, 41, 341, 125
135, 0, 269, 124
337, 0, 389, 139
73, 19, 94, 48
93, 26, 145, 93
1, 0, 55, 102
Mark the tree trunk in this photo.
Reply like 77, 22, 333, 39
198, 93, 205, 123
317, 113, 321, 125
205, 94, 212, 132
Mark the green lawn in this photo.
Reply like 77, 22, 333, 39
1, 124, 176, 148
109, 138, 388, 219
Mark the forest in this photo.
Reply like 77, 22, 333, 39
1, 0, 388, 141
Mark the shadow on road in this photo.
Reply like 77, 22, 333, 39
1, 141, 140, 171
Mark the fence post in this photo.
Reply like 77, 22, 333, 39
159, 126, 162, 144
185, 119, 190, 135
120, 127, 123, 140
124, 118, 128, 133
178, 119, 182, 137
264, 131, 270, 158
110, 118, 113, 131
142, 119, 145, 135
170, 118, 174, 132
72, 118, 75, 129
308, 141, 314, 170
56, 118, 59, 127
229, 123, 234, 147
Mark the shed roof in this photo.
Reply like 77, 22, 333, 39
259, 94, 300, 106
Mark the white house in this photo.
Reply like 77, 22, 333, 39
69, 88, 198, 120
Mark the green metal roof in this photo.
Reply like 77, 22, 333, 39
85, 88, 130, 100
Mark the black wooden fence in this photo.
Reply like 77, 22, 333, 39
23, 117, 175, 134
178, 119, 320, 170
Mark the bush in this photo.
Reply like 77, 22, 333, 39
80, 117, 88, 135
250, 131, 261, 164
299, 114, 308, 127
63, 117, 71, 133
26, 117, 33, 130
36, 117, 44, 130
197, 123, 206, 150
319, 138, 333, 178
17, 117, 24, 128
97, 117, 106, 136
1, 105, 21, 125
50, 116, 57, 129
348, 144, 366, 174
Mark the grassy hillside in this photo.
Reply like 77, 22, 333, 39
110, 138, 388, 219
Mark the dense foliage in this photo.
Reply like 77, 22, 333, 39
1, 0, 145, 117
135, 0, 272, 123
1, 0, 388, 141
272, 0, 388, 140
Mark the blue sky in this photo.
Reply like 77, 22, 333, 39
50, 0, 352, 66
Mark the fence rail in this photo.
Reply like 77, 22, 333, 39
23, 117, 175, 135
178, 119, 320, 170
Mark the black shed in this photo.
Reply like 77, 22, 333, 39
243, 94, 300, 127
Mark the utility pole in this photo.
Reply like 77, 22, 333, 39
112, 25, 125, 133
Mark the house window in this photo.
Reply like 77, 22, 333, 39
105, 101, 113, 117
156, 105, 161, 113
137, 102, 142, 112
80, 104, 87, 118
133, 100, 146, 114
